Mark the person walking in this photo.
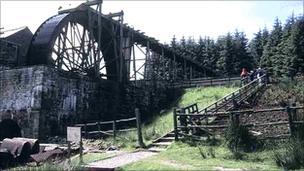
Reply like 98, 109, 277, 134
240, 68, 248, 85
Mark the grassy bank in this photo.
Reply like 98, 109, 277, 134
106, 86, 237, 149
121, 141, 281, 171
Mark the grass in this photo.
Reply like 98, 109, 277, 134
121, 141, 282, 171
99, 86, 238, 149
142, 86, 237, 141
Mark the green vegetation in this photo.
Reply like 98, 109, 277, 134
99, 86, 237, 149
259, 76, 304, 111
169, 15, 304, 79
273, 138, 304, 170
225, 115, 260, 155
121, 141, 281, 171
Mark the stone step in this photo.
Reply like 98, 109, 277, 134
165, 132, 175, 137
152, 141, 172, 147
155, 137, 175, 142
148, 147, 166, 153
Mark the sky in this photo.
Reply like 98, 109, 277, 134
0, 1, 303, 43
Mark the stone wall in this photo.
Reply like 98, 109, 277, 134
0, 65, 178, 140
0, 66, 43, 138
0, 66, 114, 139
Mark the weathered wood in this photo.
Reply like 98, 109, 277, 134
116, 117, 136, 123
75, 117, 136, 127
173, 108, 178, 141
84, 123, 88, 139
176, 106, 304, 117
97, 121, 101, 139
178, 125, 228, 129
286, 106, 295, 137
259, 134, 291, 140
135, 108, 145, 147
113, 120, 116, 142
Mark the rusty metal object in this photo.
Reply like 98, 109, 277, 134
0, 138, 31, 163
12, 138, 40, 154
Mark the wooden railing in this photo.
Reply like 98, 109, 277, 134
75, 117, 137, 139
173, 74, 269, 140
198, 75, 266, 114
74, 108, 144, 147
130, 76, 241, 89
170, 77, 240, 88
174, 105, 304, 140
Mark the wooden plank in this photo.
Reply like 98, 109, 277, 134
116, 117, 136, 123
178, 125, 228, 129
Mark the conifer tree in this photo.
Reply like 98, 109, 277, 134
216, 33, 235, 76
261, 18, 283, 76
249, 29, 263, 67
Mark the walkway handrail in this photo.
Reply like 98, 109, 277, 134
198, 74, 266, 114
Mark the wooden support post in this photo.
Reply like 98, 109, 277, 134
287, 105, 295, 137
173, 108, 178, 141
144, 41, 150, 79
190, 66, 193, 80
132, 43, 137, 82
205, 111, 209, 139
180, 108, 188, 134
113, 120, 116, 142
292, 103, 297, 122
135, 108, 145, 147
97, 121, 101, 139
84, 123, 88, 139
67, 141, 71, 165
79, 140, 83, 164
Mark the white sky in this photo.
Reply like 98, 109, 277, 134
0, 1, 303, 43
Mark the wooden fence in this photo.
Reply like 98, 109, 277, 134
173, 105, 304, 141
74, 108, 144, 147
170, 77, 240, 88
199, 74, 266, 115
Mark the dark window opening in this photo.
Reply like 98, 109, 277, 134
0, 119, 21, 141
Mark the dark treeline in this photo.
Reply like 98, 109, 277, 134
170, 14, 304, 78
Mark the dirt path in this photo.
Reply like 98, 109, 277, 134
86, 150, 157, 169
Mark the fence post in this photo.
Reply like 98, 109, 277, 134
97, 121, 101, 139
292, 103, 297, 121
180, 108, 188, 134
135, 108, 145, 148
286, 105, 295, 137
173, 108, 178, 141
84, 123, 88, 139
113, 120, 116, 142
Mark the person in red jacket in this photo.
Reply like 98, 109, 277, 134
240, 68, 248, 85
241, 68, 248, 77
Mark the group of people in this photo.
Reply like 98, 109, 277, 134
240, 67, 268, 85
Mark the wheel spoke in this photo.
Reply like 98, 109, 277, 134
49, 20, 106, 78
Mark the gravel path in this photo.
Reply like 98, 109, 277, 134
86, 150, 157, 169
